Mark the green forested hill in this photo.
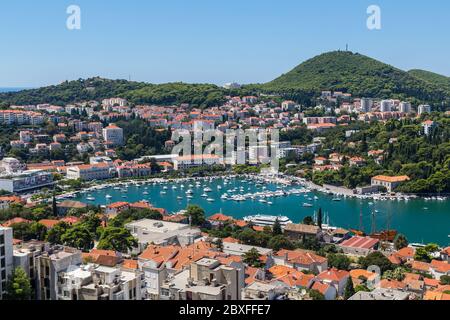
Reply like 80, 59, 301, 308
408, 69, 450, 93
0, 78, 229, 108
1, 51, 450, 108
263, 51, 450, 104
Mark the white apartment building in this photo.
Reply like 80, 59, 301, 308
56, 264, 144, 301
36, 247, 83, 300
360, 98, 373, 113
0, 110, 44, 126
160, 258, 245, 300
66, 163, 115, 181
102, 124, 124, 146
102, 98, 128, 108
418, 104, 432, 115
399, 102, 412, 113
0, 227, 14, 299
380, 100, 392, 112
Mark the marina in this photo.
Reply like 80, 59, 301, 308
68, 176, 450, 245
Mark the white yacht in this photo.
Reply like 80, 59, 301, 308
204, 187, 213, 192
243, 215, 293, 228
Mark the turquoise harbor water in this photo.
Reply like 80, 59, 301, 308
74, 177, 450, 246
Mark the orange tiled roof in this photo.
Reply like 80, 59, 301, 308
317, 268, 349, 282
3, 217, 31, 227
208, 213, 233, 222
431, 260, 450, 273
372, 175, 410, 183
38, 219, 60, 229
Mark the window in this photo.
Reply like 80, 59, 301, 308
0, 247, 4, 257
0, 234, 4, 244
0, 258, 5, 268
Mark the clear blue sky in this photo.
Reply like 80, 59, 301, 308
1, 0, 449, 87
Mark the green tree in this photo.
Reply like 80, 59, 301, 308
317, 208, 323, 229
243, 248, 264, 268
414, 247, 432, 263
185, 204, 206, 226
46, 222, 70, 245
308, 289, 325, 300
52, 195, 58, 217
5, 267, 32, 300
393, 234, 409, 250
61, 225, 94, 251
344, 277, 355, 300
440, 275, 450, 285
354, 284, 370, 293
268, 235, 294, 251
327, 253, 351, 271
383, 267, 407, 281
11, 222, 47, 241
358, 252, 394, 273
97, 227, 138, 253
81, 212, 102, 237
302, 216, 314, 225
272, 219, 283, 236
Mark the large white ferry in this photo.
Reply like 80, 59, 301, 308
243, 215, 293, 227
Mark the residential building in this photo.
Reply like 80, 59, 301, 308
371, 175, 410, 193
418, 104, 431, 115
36, 246, 83, 300
360, 98, 373, 113
0, 227, 13, 299
102, 124, 124, 146
380, 100, 392, 112
283, 223, 321, 242
56, 264, 143, 300
159, 257, 245, 300
422, 120, 437, 136
316, 268, 349, 296
349, 288, 410, 300
125, 219, 202, 252
272, 249, 327, 274
399, 102, 411, 113
242, 281, 287, 300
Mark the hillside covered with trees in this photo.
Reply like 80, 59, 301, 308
263, 51, 450, 107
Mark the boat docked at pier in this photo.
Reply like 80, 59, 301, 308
243, 215, 293, 228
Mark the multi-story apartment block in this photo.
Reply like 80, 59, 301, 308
102, 124, 124, 146
0, 227, 13, 299
160, 257, 245, 300
36, 247, 83, 300
56, 264, 144, 300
